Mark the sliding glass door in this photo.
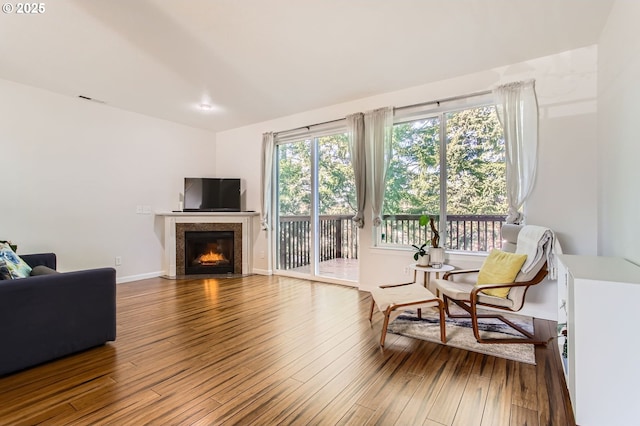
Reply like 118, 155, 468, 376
275, 128, 359, 284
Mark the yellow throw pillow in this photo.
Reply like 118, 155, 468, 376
476, 249, 527, 298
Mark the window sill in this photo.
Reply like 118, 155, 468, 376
369, 245, 489, 258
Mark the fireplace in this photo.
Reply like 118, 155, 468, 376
184, 231, 234, 275
160, 212, 257, 278
175, 222, 243, 276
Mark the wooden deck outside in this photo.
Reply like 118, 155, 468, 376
0, 275, 574, 425
289, 258, 359, 282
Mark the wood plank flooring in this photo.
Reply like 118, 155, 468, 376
0, 275, 575, 425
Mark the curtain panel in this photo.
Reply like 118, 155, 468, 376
493, 80, 539, 224
346, 113, 366, 228
260, 132, 275, 230
365, 107, 393, 226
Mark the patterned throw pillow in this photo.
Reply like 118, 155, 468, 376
0, 258, 12, 280
0, 242, 32, 279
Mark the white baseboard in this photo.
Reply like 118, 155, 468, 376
116, 270, 163, 284
116, 269, 273, 283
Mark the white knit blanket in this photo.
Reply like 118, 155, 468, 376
515, 225, 562, 279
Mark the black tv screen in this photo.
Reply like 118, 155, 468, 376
183, 178, 241, 212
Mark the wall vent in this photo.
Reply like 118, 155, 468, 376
77, 95, 106, 104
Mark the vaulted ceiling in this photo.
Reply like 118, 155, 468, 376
0, 0, 613, 132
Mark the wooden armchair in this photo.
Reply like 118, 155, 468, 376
433, 224, 554, 345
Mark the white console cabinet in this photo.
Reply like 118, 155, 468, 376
557, 255, 640, 426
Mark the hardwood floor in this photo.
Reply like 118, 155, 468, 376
0, 275, 574, 425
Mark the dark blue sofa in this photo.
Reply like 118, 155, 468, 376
0, 253, 116, 376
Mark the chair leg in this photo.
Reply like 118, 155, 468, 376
417, 308, 422, 319
445, 297, 547, 345
437, 300, 446, 343
369, 297, 375, 322
443, 295, 454, 316
470, 302, 483, 342
475, 314, 547, 345
380, 308, 392, 347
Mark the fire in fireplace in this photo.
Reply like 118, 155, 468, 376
184, 231, 234, 274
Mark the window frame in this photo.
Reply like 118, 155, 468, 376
376, 93, 504, 253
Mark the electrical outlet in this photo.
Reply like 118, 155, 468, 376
259, 250, 265, 259
143, 205, 151, 214
136, 205, 143, 214
115, 256, 122, 266
403, 266, 410, 274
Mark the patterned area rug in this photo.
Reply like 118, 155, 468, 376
387, 307, 536, 364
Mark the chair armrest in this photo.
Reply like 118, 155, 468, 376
20, 253, 57, 269
443, 269, 480, 280
469, 280, 534, 302
472, 281, 531, 291
378, 281, 415, 289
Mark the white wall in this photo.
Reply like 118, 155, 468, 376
597, 1, 640, 266
0, 78, 216, 282
216, 46, 599, 320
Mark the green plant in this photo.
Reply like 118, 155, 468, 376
411, 242, 428, 261
416, 214, 440, 248
429, 216, 440, 248
411, 214, 434, 260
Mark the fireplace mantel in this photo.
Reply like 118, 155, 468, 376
158, 212, 258, 277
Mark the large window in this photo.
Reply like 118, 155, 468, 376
380, 99, 507, 252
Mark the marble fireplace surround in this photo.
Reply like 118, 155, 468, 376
176, 222, 242, 275
159, 212, 257, 277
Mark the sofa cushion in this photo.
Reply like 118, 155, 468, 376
30, 265, 59, 276
0, 242, 32, 279
476, 249, 527, 298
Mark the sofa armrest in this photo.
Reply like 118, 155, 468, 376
20, 253, 57, 270
0, 267, 116, 375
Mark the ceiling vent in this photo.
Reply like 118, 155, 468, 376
77, 95, 106, 104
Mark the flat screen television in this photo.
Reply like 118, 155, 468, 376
183, 178, 241, 212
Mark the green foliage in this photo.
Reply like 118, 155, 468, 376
385, 118, 440, 214
276, 106, 507, 237
411, 243, 428, 260
277, 140, 312, 216
385, 106, 507, 217
277, 133, 356, 216
445, 107, 506, 215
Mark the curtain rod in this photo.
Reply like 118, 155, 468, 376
396, 89, 492, 111
274, 117, 345, 136
274, 88, 493, 136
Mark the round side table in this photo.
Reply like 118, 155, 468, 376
409, 263, 455, 292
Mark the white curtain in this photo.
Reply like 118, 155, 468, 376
365, 107, 393, 226
493, 80, 539, 224
346, 113, 366, 228
260, 132, 275, 230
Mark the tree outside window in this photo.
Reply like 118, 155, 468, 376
381, 104, 507, 252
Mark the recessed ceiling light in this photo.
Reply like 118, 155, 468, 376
194, 101, 223, 114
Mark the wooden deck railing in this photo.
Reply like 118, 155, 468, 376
279, 215, 358, 270
380, 214, 507, 252
278, 214, 506, 270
